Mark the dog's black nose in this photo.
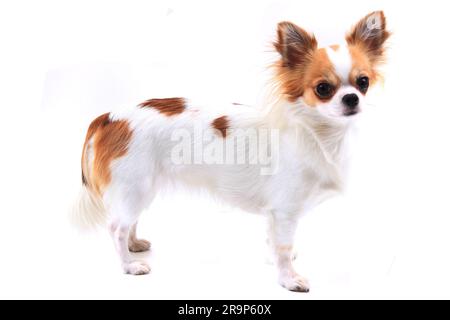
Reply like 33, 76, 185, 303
342, 93, 359, 108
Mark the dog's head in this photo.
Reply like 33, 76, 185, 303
274, 11, 390, 119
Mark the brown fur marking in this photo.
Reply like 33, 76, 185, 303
348, 44, 377, 90
81, 113, 133, 194
81, 113, 111, 188
139, 97, 186, 116
212, 116, 229, 138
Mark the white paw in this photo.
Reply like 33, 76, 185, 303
124, 261, 150, 275
279, 273, 310, 292
129, 239, 151, 252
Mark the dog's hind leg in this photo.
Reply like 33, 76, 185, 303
106, 184, 154, 275
128, 222, 151, 253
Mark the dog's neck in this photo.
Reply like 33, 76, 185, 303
263, 95, 354, 184
296, 106, 352, 166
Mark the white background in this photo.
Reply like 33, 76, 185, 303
1, 0, 450, 299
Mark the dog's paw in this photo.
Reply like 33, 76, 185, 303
124, 261, 151, 275
279, 273, 310, 292
129, 239, 151, 252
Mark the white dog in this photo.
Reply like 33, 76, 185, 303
73, 11, 390, 292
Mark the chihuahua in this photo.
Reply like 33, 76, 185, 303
73, 11, 390, 292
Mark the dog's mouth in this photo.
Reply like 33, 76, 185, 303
343, 109, 360, 117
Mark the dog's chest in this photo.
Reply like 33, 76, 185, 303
267, 147, 346, 214
301, 162, 344, 207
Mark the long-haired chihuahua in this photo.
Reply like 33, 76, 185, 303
73, 11, 390, 292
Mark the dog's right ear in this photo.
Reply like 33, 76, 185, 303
274, 22, 318, 69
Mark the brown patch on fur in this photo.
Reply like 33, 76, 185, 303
81, 113, 110, 188
81, 113, 133, 194
348, 44, 377, 90
212, 116, 229, 138
139, 97, 186, 116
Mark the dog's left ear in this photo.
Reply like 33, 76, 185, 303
346, 11, 391, 64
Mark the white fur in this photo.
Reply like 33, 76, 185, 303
326, 46, 352, 83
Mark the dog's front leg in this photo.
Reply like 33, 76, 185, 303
268, 211, 309, 292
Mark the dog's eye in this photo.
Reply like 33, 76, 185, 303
356, 76, 369, 93
315, 82, 334, 99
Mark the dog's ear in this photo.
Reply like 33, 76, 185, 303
346, 11, 391, 64
274, 21, 317, 68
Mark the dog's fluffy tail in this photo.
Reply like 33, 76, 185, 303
70, 184, 107, 231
